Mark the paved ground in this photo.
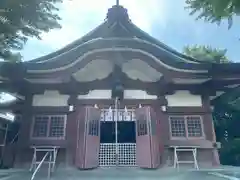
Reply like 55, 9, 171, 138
2, 167, 240, 180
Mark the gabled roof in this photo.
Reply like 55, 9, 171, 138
0, 5, 239, 105
23, 5, 212, 72
1, 5, 240, 82
28, 5, 202, 64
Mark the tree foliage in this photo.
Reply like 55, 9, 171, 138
184, 45, 240, 165
185, 0, 240, 28
213, 104, 240, 165
0, 0, 62, 61
184, 45, 230, 63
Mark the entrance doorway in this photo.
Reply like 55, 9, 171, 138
99, 109, 136, 167
75, 106, 161, 169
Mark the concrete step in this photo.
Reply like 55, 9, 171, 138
0, 170, 31, 180
40, 167, 211, 180
2, 166, 240, 180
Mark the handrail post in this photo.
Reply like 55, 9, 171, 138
31, 152, 50, 180
48, 153, 52, 179
9, 132, 19, 144
30, 146, 59, 180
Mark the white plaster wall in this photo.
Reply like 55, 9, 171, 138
32, 90, 70, 106
73, 60, 113, 82
122, 59, 162, 82
124, 90, 157, 99
166, 90, 202, 107
77, 90, 112, 99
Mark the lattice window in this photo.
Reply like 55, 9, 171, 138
137, 114, 147, 136
32, 116, 48, 138
88, 119, 99, 136
186, 116, 203, 137
170, 116, 186, 137
32, 115, 66, 139
170, 116, 203, 138
49, 116, 66, 138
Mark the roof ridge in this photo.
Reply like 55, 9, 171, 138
126, 21, 205, 64
26, 5, 207, 65
27, 21, 109, 63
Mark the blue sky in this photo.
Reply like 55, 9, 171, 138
21, 0, 240, 62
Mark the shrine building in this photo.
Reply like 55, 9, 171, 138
1, 4, 240, 170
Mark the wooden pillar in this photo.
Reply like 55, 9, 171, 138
65, 94, 78, 167
15, 93, 33, 168
156, 96, 169, 167
202, 94, 220, 166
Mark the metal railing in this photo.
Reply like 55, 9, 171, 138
31, 151, 51, 180
9, 131, 19, 144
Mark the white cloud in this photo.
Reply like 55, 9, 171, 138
21, 0, 240, 62
39, 0, 167, 49
40, 26, 80, 49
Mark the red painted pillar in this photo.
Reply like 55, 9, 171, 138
153, 106, 164, 165
75, 107, 86, 169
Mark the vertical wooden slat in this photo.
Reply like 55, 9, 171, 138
83, 107, 101, 169
136, 106, 161, 169
75, 107, 86, 168
47, 116, 51, 137
135, 107, 151, 168
149, 107, 160, 168
83, 107, 88, 168
184, 116, 188, 138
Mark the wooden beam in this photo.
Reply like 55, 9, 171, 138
75, 99, 165, 107
166, 107, 212, 114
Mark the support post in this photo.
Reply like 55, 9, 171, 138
115, 97, 118, 167
0, 123, 9, 167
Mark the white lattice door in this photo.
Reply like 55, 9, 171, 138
99, 109, 136, 167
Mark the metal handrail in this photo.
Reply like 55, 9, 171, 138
9, 131, 19, 144
31, 151, 50, 180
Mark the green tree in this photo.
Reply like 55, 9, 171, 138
0, 0, 62, 61
213, 105, 240, 165
185, 0, 240, 28
184, 45, 230, 63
